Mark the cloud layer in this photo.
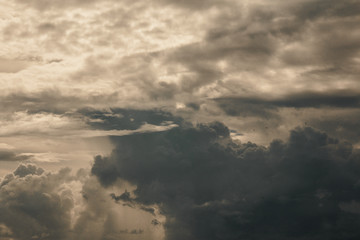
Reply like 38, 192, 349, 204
92, 122, 360, 240
1, 0, 359, 151
1, 0, 359, 152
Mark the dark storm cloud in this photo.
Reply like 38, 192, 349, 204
309, 111, 360, 144
215, 91, 360, 117
92, 122, 360, 240
0, 150, 33, 162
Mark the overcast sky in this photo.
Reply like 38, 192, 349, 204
1, 0, 360, 239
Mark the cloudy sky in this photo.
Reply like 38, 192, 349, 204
1, 0, 360, 239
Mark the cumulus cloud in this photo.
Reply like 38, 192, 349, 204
0, 165, 74, 239
0, 164, 165, 240
92, 122, 360, 240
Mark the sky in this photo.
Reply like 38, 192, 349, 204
0, 0, 360, 239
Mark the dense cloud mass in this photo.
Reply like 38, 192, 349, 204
0, 164, 163, 240
93, 123, 360, 240
0, 165, 74, 239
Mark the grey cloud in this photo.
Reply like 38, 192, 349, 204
0, 90, 79, 114
160, 0, 360, 97
215, 98, 278, 118
14, 0, 100, 10
0, 224, 13, 239
74, 168, 159, 240
0, 90, 119, 114
6, 0, 358, 120
164, 31, 276, 93
47, 58, 63, 64
294, 0, 360, 20
276, 1, 360, 70
92, 122, 360, 240
16, 0, 230, 11
186, 103, 200, 111
157, 0, 227, 10
6, 0, 360, 111
110, 190, 156, 215
215, 91, 360, 117
71, 176, 119, 240
309, 110, 360, 144
0, 165, 149, 240
213, 92, 360, 144
79, 108, 185, 131
130, 229, 144, 234
71, 52, 178, 101
140, 206, 156, 215
13, 164, 44, 177
110, 191, 132, 203
38, 23, 57, 32
151, 219, 161, 226
0, 165, 74, 240
0, 150, 33, 162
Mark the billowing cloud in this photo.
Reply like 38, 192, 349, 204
0, 164, 164, 240
92, 122, 360, 240
0, 165, 74, 239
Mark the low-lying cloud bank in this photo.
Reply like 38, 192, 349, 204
1, 121, 360, 240
92, 122, 360, 240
